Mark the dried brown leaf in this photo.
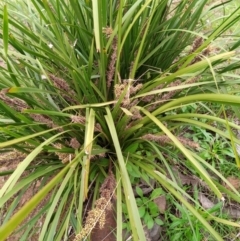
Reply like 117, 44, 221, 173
154, 195, 167, 214
224, 176, 240, 190
198, 193, 215, 209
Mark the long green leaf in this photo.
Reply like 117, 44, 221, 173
137, 106, 223, 199
3, 5, 8, 56
81, 108, 95, 200
153, 171, 224, 241
139, 94, 240, 125
0, 131, 68, 198
0, 156, 75, 241
0, 127, 68, 149
92, 0, 100, 52
39, 164, 76, 240
105, 107, 146, 241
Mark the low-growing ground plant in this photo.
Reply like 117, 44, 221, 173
0, 0, 240, 240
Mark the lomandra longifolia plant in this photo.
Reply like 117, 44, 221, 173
0, 0, 240, 240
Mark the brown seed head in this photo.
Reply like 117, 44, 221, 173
69, 138, 80, 149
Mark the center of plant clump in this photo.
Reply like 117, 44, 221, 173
0, 1, 240, 241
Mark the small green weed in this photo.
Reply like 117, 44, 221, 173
122, 187, 164, 235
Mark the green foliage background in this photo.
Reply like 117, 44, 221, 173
0, 0, 240, 240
